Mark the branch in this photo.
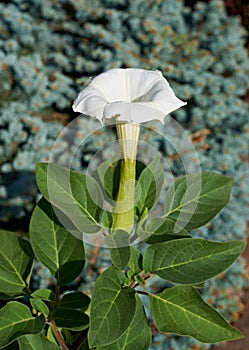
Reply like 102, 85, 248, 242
89, 235, 102, 276
136, 290, 150, 296
51, 320, 70, 350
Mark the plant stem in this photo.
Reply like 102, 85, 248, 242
55, 286, 60, 301
112, 158, 136, 232
142, 273, 151, 281
111, 122, 140, 233
51, 320, 70, 350
129, 280, 139, 288
136, 290, 150, 296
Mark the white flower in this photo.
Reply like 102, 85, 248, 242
72, 68, 186, 123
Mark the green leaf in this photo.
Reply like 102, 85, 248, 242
150, 285, 244, 343
1, 341, 19, 350
36, 162, 103, 234
18, 334, 60, 350
0, 301, 45, 349
164, 172, 234, 230
31, 289, 56, 302
127, 247, 143, 279
30, 289, 56, 316
46, 327, 57, 345
94, 157, 146, 202
97, 295, 151, 350
105, 230, 130, 269
0, 230, 33, 299
135, 158, 164, 218
143, 238, 245, 284
88, 267, 136, 348
30, 198, 85, 286
101, 210, 113, 230
139, 217, 191, 244
109, 247, 130, 270
59, 292, 90, 312
30, 299, 49, 318
53, 308, 89, 331
136, 207, 149, 228
94, 156, 121, 201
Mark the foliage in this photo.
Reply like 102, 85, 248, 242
0, 161, 245, 349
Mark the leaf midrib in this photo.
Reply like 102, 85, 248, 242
42, 168, 98, 225
153, 246, 237, 272
0, 251, 25, 288
152, 294, 232, 333
163, 182, 229, 218
92, 287, 122, 342
0, 315, 36, 332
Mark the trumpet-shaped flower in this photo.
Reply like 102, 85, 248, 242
73, 68, 186, 233
72, 68, 186, 123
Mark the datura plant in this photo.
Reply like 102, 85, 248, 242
0, 69, 245, 350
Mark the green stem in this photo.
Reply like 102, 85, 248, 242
112, 158, 136, 232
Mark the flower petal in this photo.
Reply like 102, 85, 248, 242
104, 101, 166, 123
72, 86, 107, 122
72, 68, 186, 123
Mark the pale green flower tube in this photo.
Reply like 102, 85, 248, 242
112, 122, 140, 232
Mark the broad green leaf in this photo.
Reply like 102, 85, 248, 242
1, 341, 18, 350
31, 289, 56, 316
18, 334, 60, 350
135, 158, 164, 218
30, 198, 85, 286
127, 246, 143, 279
109, 247, 130, 270
150, 285, 244, 343
144, 238, 245, 284
94, 156, 121, 201
88, 267, 136, 348
164, 172, 233, 230
139, 217, 191, 244
53, 308, 89, 331
31, 289, 56, 302
97, 295, 151, 350
105, 230, 130, 269
101, 210, 113, 230
30, 299, 49, 317
46, 327, 57, 345
94, 157, 146, 202
59, 292, 90, 311
0, 301, 45, 348
36, 162, 103, 234
136, 207, 149, 229
0, 230, 33, 299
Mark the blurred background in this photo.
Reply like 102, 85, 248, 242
0, 0, 248, 349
